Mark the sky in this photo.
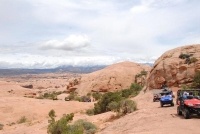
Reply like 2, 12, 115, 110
0, 0, 200, 68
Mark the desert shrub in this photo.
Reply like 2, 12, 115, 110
87, 93, 91, 97
66, 91, 78, 101
190, 57, 198, 63
73, 120, 97, 134
129, 83, 143, 97
47, 113, 74, 134
47, 110, 96, 134
179, 53, 191, 59
17, 116, 27, 124
135, 70, 148, 79
94, 92, 122, 114
39, 92, 61, 100
192, 71, 200, 88
140, 70, 148, 76
179, 53, 197, 65
86, 109, 94, 116
121, 88, 134, 98
0, 123, 4, 130
107, 101, 120, 112
93, 83, 141, 115
92, 92, 102, 101
119, 99, 137, 115
49, 109, 56, 118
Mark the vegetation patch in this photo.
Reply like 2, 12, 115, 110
65, 92, 91, 102
37, 91, 62, 100
92, 92, 102, 101
135, 70, 148, 79
86, 109, 95, 116
47, 110, 97, 134
179, 53, 198, 64
192, 71, 200, 88
92, 83, 141, 115
17, 116, 27, 124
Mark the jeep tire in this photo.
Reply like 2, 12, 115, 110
183, 108, 190, 119
171, 102, 174, 106
177, 106, 182, 115
160, 102, 163, 107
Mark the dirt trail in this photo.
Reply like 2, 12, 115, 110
99, 90, 200, 134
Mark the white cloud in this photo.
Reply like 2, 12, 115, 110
41, 34, 90, 51
0, 53, 156, 69
0, 0, 200, 68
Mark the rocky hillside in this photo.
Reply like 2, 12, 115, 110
67, 61, 151, 95
147, 44, 200, 89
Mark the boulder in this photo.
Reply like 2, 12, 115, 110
74, 61, 151, 95
147, 44, 200, 89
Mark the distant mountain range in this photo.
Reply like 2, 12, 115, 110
0, 62, 153, 76
0, 65, 107, 76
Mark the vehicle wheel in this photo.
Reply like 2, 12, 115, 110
171, 102, 174, 106
177, 106, 182, 115
183, 108, 190, 119
160, 102, 163, 107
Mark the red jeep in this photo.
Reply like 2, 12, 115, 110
177, 89, 200, 119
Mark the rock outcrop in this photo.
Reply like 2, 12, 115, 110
72, 61, 151, 95
147, 44, 200, 89
66, 78, 81, 93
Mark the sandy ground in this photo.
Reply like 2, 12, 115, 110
0, 75, 115, 134
99, 90, 200, 134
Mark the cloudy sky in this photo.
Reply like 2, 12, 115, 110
0, 0, 200, 68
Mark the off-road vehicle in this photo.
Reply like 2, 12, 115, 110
177, 89, 200, 119
160, 88, 174, 107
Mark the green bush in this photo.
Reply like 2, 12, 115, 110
119, 99, 137, 115
86, 109, 94, 116
0, 123, 4, 130
47, 110, 96, 134
140, 70, 148, 76
17, 116, 27, 124
130, 83, 143, 97
179, 53, 191, 59
73, 120, 97, 134
121, 88, 134, 98
94, 92, 122, 114
93, 83, 141, 115
92, 92, 102, 101
37, 91, 61, 100
192, 71, 200, 88
65, 92, 78, 101
179, 53, 198, 65
135, 70, 148, 79
107, 101, 120, 112
49, 109, 56, 118
47, 113, 74, 134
